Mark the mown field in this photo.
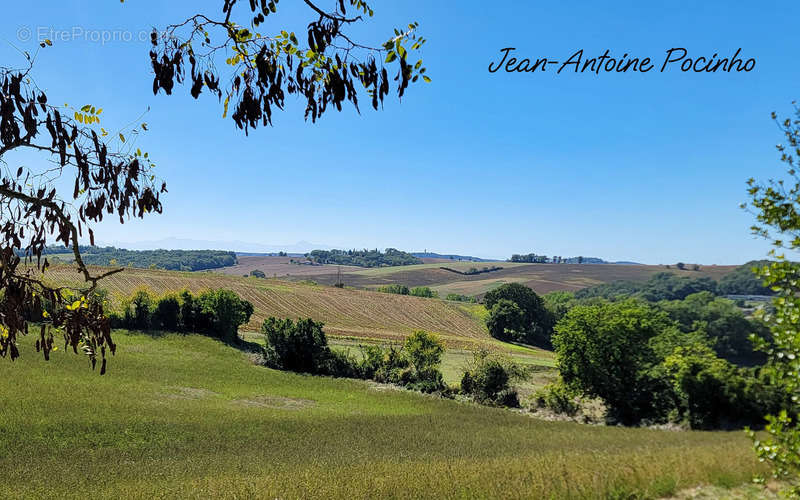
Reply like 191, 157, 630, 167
218, 257, 737, 298
39, 265, 509, 349
0, 331, 766, 499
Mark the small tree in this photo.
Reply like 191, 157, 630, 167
404, 330, 444, 381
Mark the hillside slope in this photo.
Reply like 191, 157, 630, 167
0, 331, 764, 498
41, 265, 491, 347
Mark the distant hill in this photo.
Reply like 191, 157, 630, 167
412, 252, 494, 262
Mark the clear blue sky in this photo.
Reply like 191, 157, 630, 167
2, 1, 798, 264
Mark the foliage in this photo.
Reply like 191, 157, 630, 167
262, 317, 332, 374
31, 246, 238, 271
377, 284, 409, 295
249, 269, 266, 278
111, 288, 253, 343
553, 298, 783, 428
532, 381, 582, 416
261, 319, 445, 392
485, 299, 525, 342
121, 288, 155, 331
717, 260, 775, 296
744, 103, 800, 492
150, 1, 429, 133
661, 344, 783, 429
409, 286, 437, 298
575, 272, 718, 302
439, 265, 503, 275
444, 293, 476, 303
308, 248, 421, 267
0, 59, 164, 370
510, 253, 549, 263
403, 330, 444, 382
484, 283, 553, 346
460, 348, 527, 407
152, 293, 180, 331
542, 291, 576, 325
553, 300, 676, 425
656, 291, 768, 365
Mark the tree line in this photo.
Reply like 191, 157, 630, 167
25, 246, 238, 272
575, 265, 774, 302
307, 248, 422, 267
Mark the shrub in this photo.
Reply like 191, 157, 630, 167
196, 289, 254, 342
533, 382, 581, 416
404, 330, 444, 381
445, 293, 476, 303
377, 284, 409, 295
409, 286, 438, 298
152, 293, 180, 331
121, 288, 155, 330
460, 348, 527, 407
249, 269, 266, 278
262, 317, 331, 373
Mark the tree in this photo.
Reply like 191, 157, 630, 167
552, 300, 674, 425
483, 283, 553, 346
676, 262, 686, 270
150, 1, 430, 133
0, 56, 165, 371
745, 102, 800, 492
485, 299, 525, 342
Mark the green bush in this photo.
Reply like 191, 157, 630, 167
152, 293, 180, 331
533, 382, 581, 416
121, 288, 155, 330
262, 317, 332, 373
445, 293, 476, 303
409, 286, 438, 298
377, 284, 409, 295
460, 349, 527, 407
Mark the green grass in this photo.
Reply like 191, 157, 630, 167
0, 330, 766, 499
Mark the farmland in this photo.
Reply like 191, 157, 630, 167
39, 264, 508, 349
218, 256, 737, 298
0, 331, 767, 499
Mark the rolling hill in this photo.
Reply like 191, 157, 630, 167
40, 265, 499, 349
216, 256, 737, 298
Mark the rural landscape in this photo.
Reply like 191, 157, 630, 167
3, 1, 800, 499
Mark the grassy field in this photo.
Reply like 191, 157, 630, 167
39, 264, 505, 349
0, 331, 767, 499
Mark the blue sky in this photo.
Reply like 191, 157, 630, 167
2, 1, 799, 263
